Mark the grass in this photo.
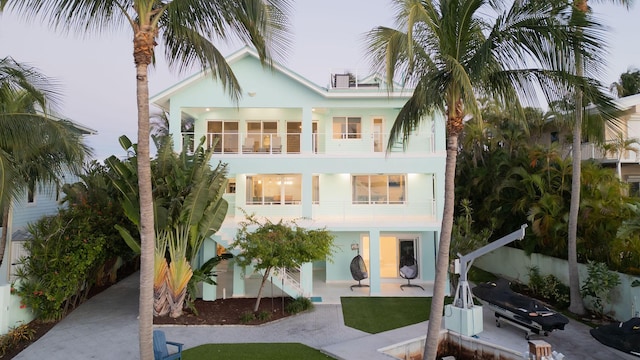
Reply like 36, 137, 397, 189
182, 343, 335, 360
341, 296, 453, 334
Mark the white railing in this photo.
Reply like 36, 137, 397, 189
269, 267, 304, 298
312, 200, 437, 223
579, 142, 640, 162
232, 200, 437, 225
182, 131, 435, 155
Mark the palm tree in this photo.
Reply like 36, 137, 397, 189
5, 2, 292, 358
564, 0, 632, 316
365, 0, 596, 358
0, 57, 90, 268
602, 131, 640, 178
610, 68, 640, 98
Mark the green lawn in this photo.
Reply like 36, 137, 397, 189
182, 343, 335, 360
341, 296, 453, 334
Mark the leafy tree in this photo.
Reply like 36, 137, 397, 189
6, 1, 292, 357
232, 213, 335, 312
610, 68, 640, 98
365, 1, 594, 357
60, 161, 137, 265
0, 57, 90, 268
457, 104, 640, 274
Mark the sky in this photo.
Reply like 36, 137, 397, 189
1, 1, 638, 161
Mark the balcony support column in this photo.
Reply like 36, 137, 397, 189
368, 229, 381, 295
301, 107, 313, 154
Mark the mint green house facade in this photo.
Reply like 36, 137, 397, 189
151, 47, 446, 299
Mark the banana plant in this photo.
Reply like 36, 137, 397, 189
108, 134, 229, 314
165, 226, 193, 318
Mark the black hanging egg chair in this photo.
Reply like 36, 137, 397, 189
399, 253, 424, 291
350, 254, 369, 291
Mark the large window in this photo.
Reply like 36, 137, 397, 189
246, 121, 279, 153
207, 121, 239, 153
246, 174, 302, 205
332, 117, 361, 139
352, 175, 406, 204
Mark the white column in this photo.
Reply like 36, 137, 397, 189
201, 239, 217, 301
368, 229, 381, 295
301, 107, 313, 154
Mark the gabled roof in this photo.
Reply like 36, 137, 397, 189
615, 93, 640, 112
150, 47, 412, 109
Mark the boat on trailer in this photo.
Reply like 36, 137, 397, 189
472, 278, 569, 339
590, 317, 640, 357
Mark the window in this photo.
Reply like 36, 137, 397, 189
246, 174, 302, 205
247, 121, 278, 152
226, 179, 236, 194
332, 117, 361, 139
352, 175, 406, 204
207, 121, 239, 153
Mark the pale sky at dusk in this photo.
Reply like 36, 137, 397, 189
1, 1, 638, 161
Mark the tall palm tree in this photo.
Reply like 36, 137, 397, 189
564, 0, 632, 316
365, 0, 597, 358
0, 57, 90, 268
5, 2, 292, 358
610, 68, 640, 98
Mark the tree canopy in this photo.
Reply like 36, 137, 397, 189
232, 213, 335, 312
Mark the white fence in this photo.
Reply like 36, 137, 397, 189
474, 246, 640, 321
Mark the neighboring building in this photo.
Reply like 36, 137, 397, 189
534, 94, 640, 196
0, 121, 96, 335
151, 47, 446, 300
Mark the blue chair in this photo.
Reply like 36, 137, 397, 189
153, 330, 183, 360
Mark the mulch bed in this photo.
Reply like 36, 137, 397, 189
154, 297, 296, 326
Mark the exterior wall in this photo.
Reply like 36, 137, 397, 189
0, 183, 68, 335
474, 246, 640, 321
153, 48, 447, 300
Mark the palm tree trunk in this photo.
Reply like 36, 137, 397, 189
423, 135, 458, 360
136, 60, 155, 360
568, 0, 587, 315
568, 82, 586, 315
0, 204, 10, 267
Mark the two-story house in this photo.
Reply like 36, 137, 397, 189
151, 47, 446, 302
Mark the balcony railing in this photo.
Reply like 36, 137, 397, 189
227, 200, 437, 224
577, 142, 640, 162
182, 131, 435, 155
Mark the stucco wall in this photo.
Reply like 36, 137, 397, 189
474, 246, 640, 321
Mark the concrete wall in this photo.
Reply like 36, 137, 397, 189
474, 246, 640, 321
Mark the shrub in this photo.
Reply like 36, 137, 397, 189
285, 297, 314, 314
240, 311, 256, 323
257, 310, 272, 321
581, 261, 621, 317
527, 266, 569, 309
14, 214, 108, 322
0, 323, 35, 357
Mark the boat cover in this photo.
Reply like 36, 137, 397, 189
590, 317, 640, 357
472, 278, 569, 332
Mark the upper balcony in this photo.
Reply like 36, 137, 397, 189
183, 130, 435, 156
578, 142, 640, 163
